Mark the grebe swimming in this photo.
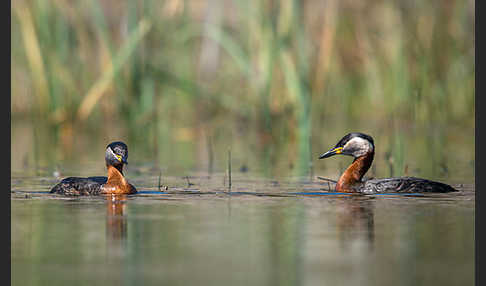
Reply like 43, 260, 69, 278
50, 141, 137, 196
319, 133, 457, 194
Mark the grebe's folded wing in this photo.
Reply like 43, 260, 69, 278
50, 176, 108, 195
86, 176, 108, 184
360, 177, 457, 194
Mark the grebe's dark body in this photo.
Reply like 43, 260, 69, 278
50, 142, 137, 196
353, 177, 456, 194
319, 133, 457, 194
50, 176, 108, 195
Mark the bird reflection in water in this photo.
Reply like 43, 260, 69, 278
105, 194, 128, 259
334, 195, 375, 251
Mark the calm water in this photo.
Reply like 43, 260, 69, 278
11, 173, 474, 286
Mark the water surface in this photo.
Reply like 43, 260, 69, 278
11, 174, 474, 286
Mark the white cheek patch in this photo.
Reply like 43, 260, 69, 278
106, 147, 119, 161
343, 137, 374, 157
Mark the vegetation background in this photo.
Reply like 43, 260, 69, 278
11, 0, 475, 183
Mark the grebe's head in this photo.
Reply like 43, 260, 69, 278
105, 141, 129, 167
319, 133, 374, 159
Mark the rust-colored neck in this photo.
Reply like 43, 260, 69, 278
106, 165, 127, 185
336, 151, 374, 192
101, 165, 136, 194
108, 163, 124, 175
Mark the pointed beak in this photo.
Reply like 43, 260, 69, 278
319, 147, 343, 159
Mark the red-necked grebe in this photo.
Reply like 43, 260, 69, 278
319, 133, 457, 193
50, 141, 137, 195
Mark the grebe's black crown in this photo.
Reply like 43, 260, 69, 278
105, 141, 129, 166
335, 133, 374, 149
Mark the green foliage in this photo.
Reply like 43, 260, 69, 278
11, 0, 475, 181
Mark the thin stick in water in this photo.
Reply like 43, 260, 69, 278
207, 134, 213, 177
185, 176, 194, 187
317, 176, 337, 183
228, 148, 232, 191
228, 148, 231, 191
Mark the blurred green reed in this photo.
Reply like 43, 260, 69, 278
11, 0, 474, 181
